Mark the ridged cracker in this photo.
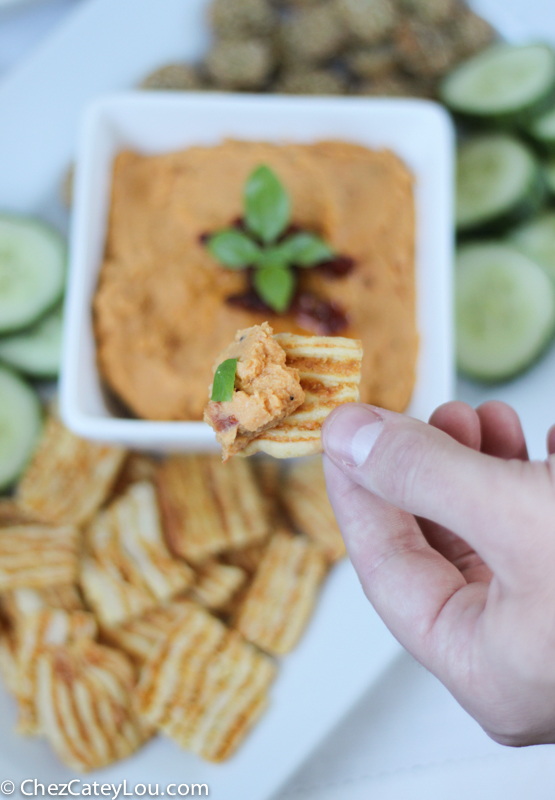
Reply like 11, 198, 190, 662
102, 601, 191, 665
17, 416, 126, 526
157, 455, 269, 563
110, 453, 158, 499
81, 482, 194, 628
281, 457, 346, 562
0, 500, 37, 527
11, 609, 97, 735
223, 540, 270, 575
241, 334, 363, 458
0, 622, 18, 696
234, 532, 327, 655
137, 601, 276, 762
0, 525, 79, 591
190, 561, 246, 612
1, 586, 84, 623
36, 640, 149, 771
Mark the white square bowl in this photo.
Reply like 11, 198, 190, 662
60, 92, 455, 450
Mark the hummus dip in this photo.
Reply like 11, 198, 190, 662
94, 140, 417, 421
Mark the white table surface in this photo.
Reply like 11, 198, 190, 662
1, 2, 554, 799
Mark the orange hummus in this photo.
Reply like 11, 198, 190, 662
94, 140, 417, 421
204, 322, 305, 460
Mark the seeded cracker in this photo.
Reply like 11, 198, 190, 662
234, 531, 327, 655
36, 640, 149, 771
17, 416, 126, 527
0, 525, 79, 591
81, 482, 194, 628
241, 333, 363, 458
137, 602, 276, 762
157, 455, 269, 563
281, 457, 346, 562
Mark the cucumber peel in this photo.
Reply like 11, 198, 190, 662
0, 304, 63, 378
441, 43, 555, 127
526, 105, 555, 154
456, 243, 555, 382
0, 215, 66, 335
510, 212, 555, 284
0, 366, 42, 491
456, 135, 544, 234
543, 159, 555, 195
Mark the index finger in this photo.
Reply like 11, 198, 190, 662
322, 404, 544, 579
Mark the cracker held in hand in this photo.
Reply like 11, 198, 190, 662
0, 525, 79, 591
234, 532, 327, 656
157, 455, 269, 563
81, 482, 194, 628
204, 325, 363, 459
17, 416, 126, 526
204, 322, 305, 460
282, 457, 346, 563
137, 601, 276, 762
36, 640, 149, 771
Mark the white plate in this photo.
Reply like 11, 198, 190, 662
60, 92, 454, 450
0, 2, 453, 798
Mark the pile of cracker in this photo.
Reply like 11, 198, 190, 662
0, 416, 345, 771
140, 0, 495, 99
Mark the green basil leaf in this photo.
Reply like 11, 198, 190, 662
256, 246, 290, 270
245, 165, 291, 245
276, 232, 335, 267
207, 230, 261, 269
211, 358, 238, 402
253, 266, 296, 313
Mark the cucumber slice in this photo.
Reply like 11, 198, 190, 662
0, 366, 42, 491
0, 304, 63, 378
0, 215, 66, 335
526, 105, 555, 154
510, 212, 555, 284
456, 243, 555, 382
456, 135, 544, 234
441, 43, 555, 125
543, 159, 555, 195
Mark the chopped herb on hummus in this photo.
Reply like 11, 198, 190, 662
211, 358, 239, 402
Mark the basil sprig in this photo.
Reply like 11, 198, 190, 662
254, 266, 295, 313
211, 358, 238, 402
205, 165, 335, 313
245, 165, 291, 244
207, 230, 261, 268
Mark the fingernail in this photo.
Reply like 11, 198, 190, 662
323, 405, 384, 468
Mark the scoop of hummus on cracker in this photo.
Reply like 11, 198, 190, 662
204, 322, 363, 460
204, 322, 305, 460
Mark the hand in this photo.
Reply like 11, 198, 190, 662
322, 400, 555, 746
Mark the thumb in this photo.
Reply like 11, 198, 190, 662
322, 403, 534, 576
